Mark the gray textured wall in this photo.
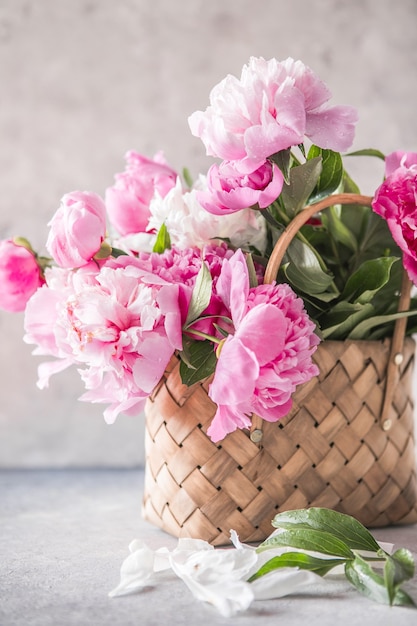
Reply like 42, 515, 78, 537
1, 0, 416, 467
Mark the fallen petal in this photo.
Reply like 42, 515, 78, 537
109, 539, 155, 597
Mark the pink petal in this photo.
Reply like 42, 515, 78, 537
208, 337, 258, 406
235, 304, 286, 365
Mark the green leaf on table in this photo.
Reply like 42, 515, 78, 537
384, 550, 415, 605
280, 156, 323, 216
179, 339, 217, 386
345, 554, 416, 607
184, 262, 213, 326
270, 508, 381, 553
258, 528, 354, 560
390, 548, 416, 582
249, 552, 345, 581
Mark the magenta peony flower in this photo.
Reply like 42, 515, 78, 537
46, 191, 107, 268
105, 150, 178, 236
189, 56, 357, 171
197, 159, 284, 215
372, 151, 417, 284
207, 249, 319, 442
0, 239, 44, 312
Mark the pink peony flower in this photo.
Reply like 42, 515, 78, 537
189, 56, 357, 171
105, 150, 178, 236
207, 249, 319, 442
23, 264, 102, 388
112, 243, 238, 341
372, 151, 417, 284
0, 239, 44, 312
384, 150, 417, 177
46, 191, 107, 268
28, 256, 190, 423
197, 160, 284, 215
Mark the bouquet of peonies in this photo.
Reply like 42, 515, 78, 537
1, 56, 417, 443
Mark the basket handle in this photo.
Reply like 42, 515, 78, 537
250, 192, 413, 442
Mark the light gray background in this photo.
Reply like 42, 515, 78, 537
1, 0, 416, 467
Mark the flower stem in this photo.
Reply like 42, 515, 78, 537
183, 329, 222, 344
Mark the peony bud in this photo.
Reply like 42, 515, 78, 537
0, 239, 44, 312
46, 191, 107, 268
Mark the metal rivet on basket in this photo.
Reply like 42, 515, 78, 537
382, 419, 392, 431
394, 353, 404, 365
250, 429, 263, 443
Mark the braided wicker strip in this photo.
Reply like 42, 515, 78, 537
142, 337, 417, 546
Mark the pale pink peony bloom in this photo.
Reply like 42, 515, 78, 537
24, 255, 188, 422
207, 249, 319, 442
372, 151, 417, 285
46, 191, 107, 268
105, 150, 178, 236
197, 160, 284, 215
0, 239, 44, 312
23, 264, 102, 388
68, 258, 187, 422
189, 56, 357, 171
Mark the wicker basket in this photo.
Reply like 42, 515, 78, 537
142, 194, 417, 545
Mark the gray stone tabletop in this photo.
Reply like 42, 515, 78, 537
1, 469, 416, 625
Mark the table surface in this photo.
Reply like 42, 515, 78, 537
1, 468, 416, 626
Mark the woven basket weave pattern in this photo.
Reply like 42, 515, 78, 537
143, 337, 417, 546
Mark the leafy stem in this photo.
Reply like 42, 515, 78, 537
250, 508, 416, 608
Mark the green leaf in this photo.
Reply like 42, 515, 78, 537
280, 157, 323, 216
308, 146, 343, 202
342, 257, 398, 304
390, 548, 416, 582
184, 262, 213, 326
345, 555, 415, 607
270, 148, 292, 184
245, 253, 259, 288
284, 237, 335, 294
324, 206, 358, 253
182, 167, 193, 188
270, 508, 381, 553
109, 247, 128, 258
354, 211, 401, 268
94, 241, 112, 260
258, 528, 354, 560
248, 552, 345, 582
347, 309, 417, 340
321, 302, 375, 340
152, 222, 171, 253
179, 339, 217, 386
345, 148, 386, 160
341, 169, 360, 194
